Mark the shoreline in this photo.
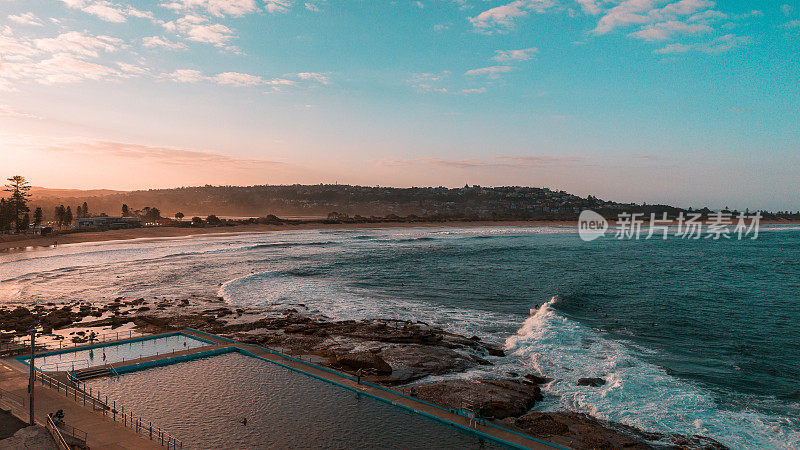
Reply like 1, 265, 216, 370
0, 220, 576, 252
2, 218, 798, 252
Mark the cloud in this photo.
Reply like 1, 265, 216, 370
165, 69, 206, 83
34, 32, 120, 57
160, 0, 258, 17
654, 42, 692, 54
165, 69, 296, 88
305, 3, 320, 12
3, 54, 123, 85
0, 30, 139, 89
574, 0, 602, 15
782, 4, 793, 16
264, 1, 292, 13
459, 87, 487, 94
164, 15, 235, 46
213, 71, 265, 86
8, 12, 44, 27
0, 29, 40, 59
46, 138, 285, 168
696, 33, 751, 53
374, 155, 584, 169
296, 72, 330, 84
593, 0, 660, 35
143, 36, 187, 50
492, 47, 539, 61
630, 20, 713, 41
0, 105, 41, 119
655, 33, 751, 54
465, 65, 514, 78
58, 0, 153, 23
649, 0, 716, 22
469, 0, 555, 33
783, 20, 800, 29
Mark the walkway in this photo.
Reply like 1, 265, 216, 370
0, 358, 160, 449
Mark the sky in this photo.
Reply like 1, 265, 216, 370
0, 0, 798, 211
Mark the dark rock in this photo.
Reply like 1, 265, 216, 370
332, 351, 392, 375
514, 412, 570, 436
524, 374, 553, 385
486, 346, 505, 357
400, 378, 542, 419
577, 377, 606, 387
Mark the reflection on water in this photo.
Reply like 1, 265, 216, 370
29, 334, 209, 371
84, 352, 506, 449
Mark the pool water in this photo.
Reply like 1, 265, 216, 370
28, 334, 210, 371
84, 351, 508, 449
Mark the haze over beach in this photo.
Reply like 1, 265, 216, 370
1, 1, 799, 450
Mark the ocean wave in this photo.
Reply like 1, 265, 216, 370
247, 241, 333, 250
505, 296, 800, 449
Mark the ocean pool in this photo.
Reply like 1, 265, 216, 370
83, 351, 509, 449
24, 333, 211, 371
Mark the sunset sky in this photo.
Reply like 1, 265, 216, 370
1, 0, 798, 210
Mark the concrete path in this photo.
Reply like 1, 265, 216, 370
0, 359, 161, 449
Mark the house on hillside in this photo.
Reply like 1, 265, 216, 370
74, 217, 141, 229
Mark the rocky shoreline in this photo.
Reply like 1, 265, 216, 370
1, 298, 727, 450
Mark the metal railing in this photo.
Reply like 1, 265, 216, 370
14, 329, 147, 349
37, 360, 92, 373
34, 370, 183, 449
46, 415, 72, 450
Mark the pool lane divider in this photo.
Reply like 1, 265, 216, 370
184, 328, 568, 450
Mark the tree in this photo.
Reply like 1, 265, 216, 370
0, 198, 12, 232
191, 216, 204, 226
206, 215, 221, 226
82, 202, 89, 218
175, 212, 185, 221
4, 175, 31, 232
54, 205, 65, 227
142, 207, 161, 223
33, 207, 43, 227
121, 204, 130, 217
64, 206, 73, 226
20, 213, 30, 232
75, 205, 83, 218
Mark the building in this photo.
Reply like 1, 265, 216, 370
74, 217, 141, 229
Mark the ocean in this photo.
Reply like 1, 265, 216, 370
1, 225, 798, 448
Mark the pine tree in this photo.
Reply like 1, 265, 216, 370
3, 175, 31, 232
64, 206, 73, 226
33, 207, 43, 227
121, 204, 129, 217
0, 198, 11, 232
55, 205, 65, 227
20, 213, 30, 232
82, 202, 89, 218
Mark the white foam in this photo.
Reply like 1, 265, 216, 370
505, 296, 800, 449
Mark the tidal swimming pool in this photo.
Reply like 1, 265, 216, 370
83, 351, 508, 449
26, 333, 211, 371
